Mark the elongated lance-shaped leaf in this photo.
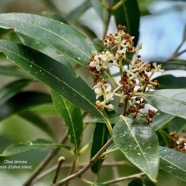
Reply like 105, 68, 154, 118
0, 91, 52, 120
142, 89, 186, 120
0, 40, 103, 119
113, 0, 140, 46
51, 90, 83, 155
160, 147, 186, 182
91, 122, 109, 173
112, 116, 159, 182
154, 75, 186, 89
0, 79, 31, 105
0, 139, 71, 157
0, 13, 96, 66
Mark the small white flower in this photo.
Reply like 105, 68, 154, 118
93, 80, 114, 111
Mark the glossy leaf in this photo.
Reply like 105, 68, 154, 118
0, 13, 96, 66
113, 116, 159, 181
160, 147, 186, 182
0, 40, 103, 118
0, 139, 71, 157
0, 79, 31, 105
154, 75, 186, 89
142, 89, 186, 119
18, 111, 54, 138
151, 110, 175, 131
113, 0, 140, 45
51, 90, 83, 154
0, 91, 52, 120
91, 122, 109, 173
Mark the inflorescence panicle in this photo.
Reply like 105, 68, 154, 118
88, 25, 164, 124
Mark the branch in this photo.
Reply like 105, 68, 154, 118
35, 161, 130, 182
23, 133, 68, 186
53, 157, 66, 184
54, 138, 113, 186
103, 172, 146, 185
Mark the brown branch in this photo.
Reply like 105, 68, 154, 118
53, 157, 66, 184
35, 161, 130, 182
103, 172, 146, 185
54, 138, 113, 186
23, 133, 68, 186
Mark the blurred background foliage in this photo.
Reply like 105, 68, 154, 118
0, 0, 185, 185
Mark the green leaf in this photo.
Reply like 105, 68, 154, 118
51, 90, 83, 154
151, 110, 175, 131
152, 61, 186, 71
113, 116, 159, 181
0, 13, 96, 66
0, 139, 71, 157
0, 40, 103, 118
0, 65, 29, 78
142, 89, 186, 119
0, 79, 31, 105
91, 122, 109, 173
18, 111, 54, 138
113, 0, 140, 45
16, 33, 75, 71
65, 1, 92, 24
0, 91, 52, 120
160, 147, 186, 182
154, 75, 186, 89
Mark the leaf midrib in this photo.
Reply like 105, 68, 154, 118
121, 116, 154, 175
0, 15, 91, 64
0, 42, 102, 117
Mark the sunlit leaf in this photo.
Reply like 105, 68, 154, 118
0, 13, 96, 66
0, 139, 71, 157
160, 147, 186, 182
51, 90, 83, 154
113, 116, 159, 181
142, 89, 186, 119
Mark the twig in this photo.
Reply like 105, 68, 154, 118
112, 0, 127, 12
54, 138, 113, 186
103, 172, 146, 185
35, 161, 130, 182
53, 157, 66, 184
23, 133, 68, 186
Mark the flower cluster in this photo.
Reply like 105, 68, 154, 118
169, 131, 186, 153
88, 25, 164, 123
